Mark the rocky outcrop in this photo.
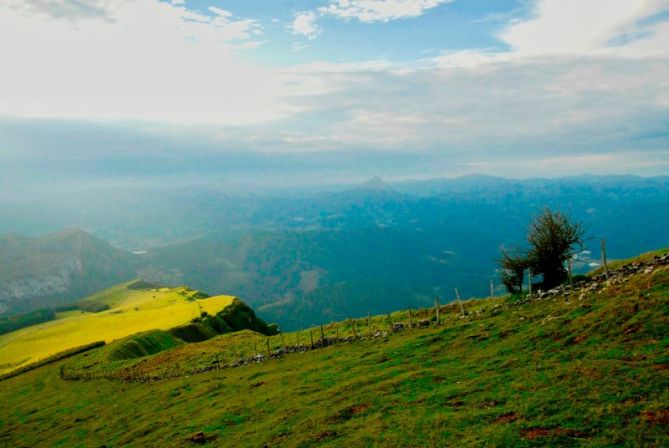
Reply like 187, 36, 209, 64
531, 252, 669, 302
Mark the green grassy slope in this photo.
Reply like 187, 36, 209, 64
0, 253, 668, 447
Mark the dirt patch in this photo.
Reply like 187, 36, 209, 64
493, 412, 517, 424
641, 409, 669, 425
330, 403, 371, 422
432, 375, 446, 384
348, 403, 371, 415
314, 431, 338, 442
444, 400, 465, 408
624, 324, 642, 335
572, 334, 588, 344
521, 427, 586, 440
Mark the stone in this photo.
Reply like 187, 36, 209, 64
392, 323, 405, 333
190, 432, 207, 444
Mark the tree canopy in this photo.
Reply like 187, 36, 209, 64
500, 209, 584, 292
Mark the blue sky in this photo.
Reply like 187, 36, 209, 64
0, 0, 668, 198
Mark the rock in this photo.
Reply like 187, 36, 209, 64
392, 323, 405, 333
190, 432, 207, 444
418, 319, 430, 327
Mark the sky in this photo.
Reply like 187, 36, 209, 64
1, 0, 668, 198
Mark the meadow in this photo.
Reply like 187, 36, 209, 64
0, 281, 233, 375
0, 251, 667, 446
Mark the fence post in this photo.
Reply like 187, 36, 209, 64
367, 313, 372, 338
215, 354, 220, 371
320, 324, 326, 346
387, 311, 392, 332
310, 329, 314, 348
435, 298, 441, 325
455, 288, 465, 316
350, 318, 357, 338
408, 308, 413, 329
336, 323, 340, 342
266, 336, 271, 357
568, 258, 573, 286
601, 239, 610, 282
490, 279, 495, 298
254, 340, 257, 356
528, 269, 533, 298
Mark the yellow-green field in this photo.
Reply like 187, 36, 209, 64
0, 282, 234, 375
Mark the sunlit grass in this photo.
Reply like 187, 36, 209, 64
0, 285, 234, 374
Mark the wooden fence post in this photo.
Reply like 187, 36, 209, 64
408, 308, 413, 329
320, 324, 326, 346
528, 269, 533, 298
215, 354, 220, 370
435, 298, 441, 325
310, 329, 314, 348
490, 279, 495, 297
350, 318, 357, 338
601, 239, 610, 282
567, 259, 573, 286
336, 324, 339, 342
367, 313, 372, 338
455, 288, 465, 316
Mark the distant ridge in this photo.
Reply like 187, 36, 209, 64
0, 229, 138, 315
355, 176, 394, 192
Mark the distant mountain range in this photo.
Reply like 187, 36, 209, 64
1, 175, 668, 328
0, 229, 137, 315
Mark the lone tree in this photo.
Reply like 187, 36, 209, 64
500, 208, 584, 292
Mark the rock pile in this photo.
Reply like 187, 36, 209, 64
533, 252, 669, 302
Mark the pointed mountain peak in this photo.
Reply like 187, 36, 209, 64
357, 176, 392, 191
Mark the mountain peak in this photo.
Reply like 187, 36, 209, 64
357, 176, 392, 191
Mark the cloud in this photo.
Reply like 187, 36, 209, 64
289, 11, 321, 39
318, 0, 453, 23
21, 0, 114, 20
290, 0, 453, 40
0, 0, 311, 125
0, 0, 668, 186
499, 0, 667, 55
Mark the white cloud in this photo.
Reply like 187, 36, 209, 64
500, 0, 667, 55
318, 0, 453, 23
0, 0, 317, 125
289, 11, 321, 40
290, 0, 453, 40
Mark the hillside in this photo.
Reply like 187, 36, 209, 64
0, 229, 139, 315
0, 250, 667, 446
0, 281, 239, 375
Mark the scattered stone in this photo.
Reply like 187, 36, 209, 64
418, 319, 430, 327
392, 323, 405, 333
190, 432, 207, 444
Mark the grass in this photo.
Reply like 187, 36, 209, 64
0, 282, 234, 375
0, 252, 668, 446
589, 246, 669, 275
